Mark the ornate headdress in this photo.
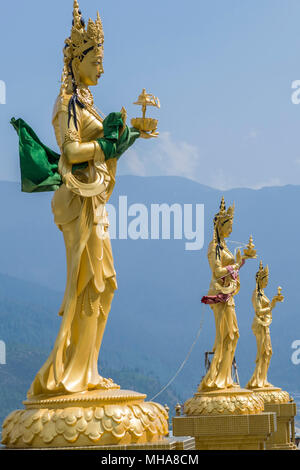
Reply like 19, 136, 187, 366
213, 196, 235, 226
256, 261, 269, 282
61, 0, 104, 96
65, 1, 104, 63
256, 261, 269, 295
213, 197, 235, 259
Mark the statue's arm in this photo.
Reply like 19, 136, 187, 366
208, 244, 238, 279
58, 108, 105, 165
254, 294, 271, 316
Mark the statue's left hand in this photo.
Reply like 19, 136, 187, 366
271, 294, 284, 309
139, 130, 159, 139
273, 293, 284, 303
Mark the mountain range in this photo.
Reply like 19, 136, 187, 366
0, 176, 299, 426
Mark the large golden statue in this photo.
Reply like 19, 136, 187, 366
199, 197, 256, 390
28, 3, 118, 398
2, 1, 168, 449
27, 2, 157, 399
247, 262, 284, 389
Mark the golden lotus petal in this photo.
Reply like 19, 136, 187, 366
52, 410, 62, 422
131, 405, 142, 419
102, 417, 113, 432
130, 418, 144, 437
65, 414, 77, 426
31, 419, 43, 435
23, 428, 34, 445
55, 418, 67, 434
94, 407, 104, 420
111, 422, 126, 439
84, 420, 103, 441
41, 421, 57, 444
76, 417, 87, 433
63, 426, 79, 443
84, 408, 94, 421
104, 405, 117, 418
41, 411, 51, 424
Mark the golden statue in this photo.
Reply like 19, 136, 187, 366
29, 4, 116, 397
27, 2, 160, 399
246, 263, 284, 389
171, 202, 295, 450
178, 199, 273, 447
199, 197, 256, 390
244, 264, 297, 450
2, 1, 168, 448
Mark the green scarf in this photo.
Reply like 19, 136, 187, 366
11, 112, 140, 193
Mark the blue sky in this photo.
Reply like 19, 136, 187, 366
1, 0, 300, 189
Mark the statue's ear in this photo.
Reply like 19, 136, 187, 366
72, 57, 81, 82
72, 57, 80, 75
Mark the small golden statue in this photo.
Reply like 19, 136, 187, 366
131, 88, 160, 136
173, 200, 296, 449
183, 198, 265, 419
199, 197, 256, 390
246, 262, 284, 389
244, 265, 297, 449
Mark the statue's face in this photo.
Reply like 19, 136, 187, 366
261, 274, 269, 289
220, 218, 233, 238
77, 50, 103, 86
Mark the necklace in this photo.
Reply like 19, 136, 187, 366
77, 87, 106, 123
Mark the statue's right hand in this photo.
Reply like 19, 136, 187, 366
236, 249, 242, 267
119, 107, 127, 137
120, 106, 127, 123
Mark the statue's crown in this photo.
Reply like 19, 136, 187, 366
64, 0, 104, 63
256, 261, 269, 281
214, 196, 235, 224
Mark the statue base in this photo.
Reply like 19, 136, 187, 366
247, 385, 290, 404
184, 387, 264, 415
173, 387, 276, 450
172, 412, 276, 450
2, 437, 195, 451
249, 387, 298, 450
1, 389, 169, 449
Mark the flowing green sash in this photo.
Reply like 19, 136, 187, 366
11, 113, 140, 193
11, 118, 62, 193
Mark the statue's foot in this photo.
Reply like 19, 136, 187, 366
229, 382, 240, 388
94, 376, 120, 390
218, 382, 240, 390
264, 382, 274, 388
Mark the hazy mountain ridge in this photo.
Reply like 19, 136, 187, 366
0, 271, 181, 421
0, 176, 299, 423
